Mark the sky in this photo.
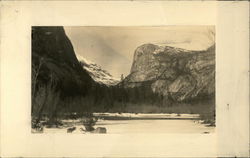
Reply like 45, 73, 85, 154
64, 26, 214, 78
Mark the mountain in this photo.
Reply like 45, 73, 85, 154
31, 26, 215, 121
64, 27, 132, 77
121, 43, 215, 102
32, 26, 94, 98
76, 55, 120, 86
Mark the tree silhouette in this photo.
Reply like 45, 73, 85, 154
121, 74, 124, 81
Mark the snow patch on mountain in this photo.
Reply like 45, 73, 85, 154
153, 43, 193, 54
76, 54, 120, 86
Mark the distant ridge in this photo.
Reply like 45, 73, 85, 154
77, 55, 120, 86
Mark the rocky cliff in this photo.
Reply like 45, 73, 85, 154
77, 55, 120, 86
32, 26, 93, 97
122, 43, 215, 102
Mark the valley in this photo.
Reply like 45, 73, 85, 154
31, 26, 215, 134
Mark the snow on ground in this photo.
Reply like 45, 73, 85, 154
39, 113, 215, 157
94, 112, 200, 119
95, 119, 214, 134
43, 120, 214, 134
42, 113, 213, 134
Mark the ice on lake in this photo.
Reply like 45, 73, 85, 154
42, 113, 214, 134
38, 113, 216, 157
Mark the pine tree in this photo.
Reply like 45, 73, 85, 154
121, 74, 124, 81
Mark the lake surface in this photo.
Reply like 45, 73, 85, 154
95, 119, 214, 134
41, 113, 216, 157
43, 113, 214, 134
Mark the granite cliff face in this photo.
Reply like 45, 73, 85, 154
32, 26, 93, 97
122, 43, 215, 101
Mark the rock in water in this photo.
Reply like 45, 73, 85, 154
122, 43, 215, 102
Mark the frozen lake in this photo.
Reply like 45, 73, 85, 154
37, 113, 216, 157
42, 113, 214, 134
95, 119, 214, 134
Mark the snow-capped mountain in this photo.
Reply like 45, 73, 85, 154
76, 55, 120, 86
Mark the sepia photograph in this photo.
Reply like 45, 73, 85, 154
31, 26, 215, 134
1, 1, 249, 157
